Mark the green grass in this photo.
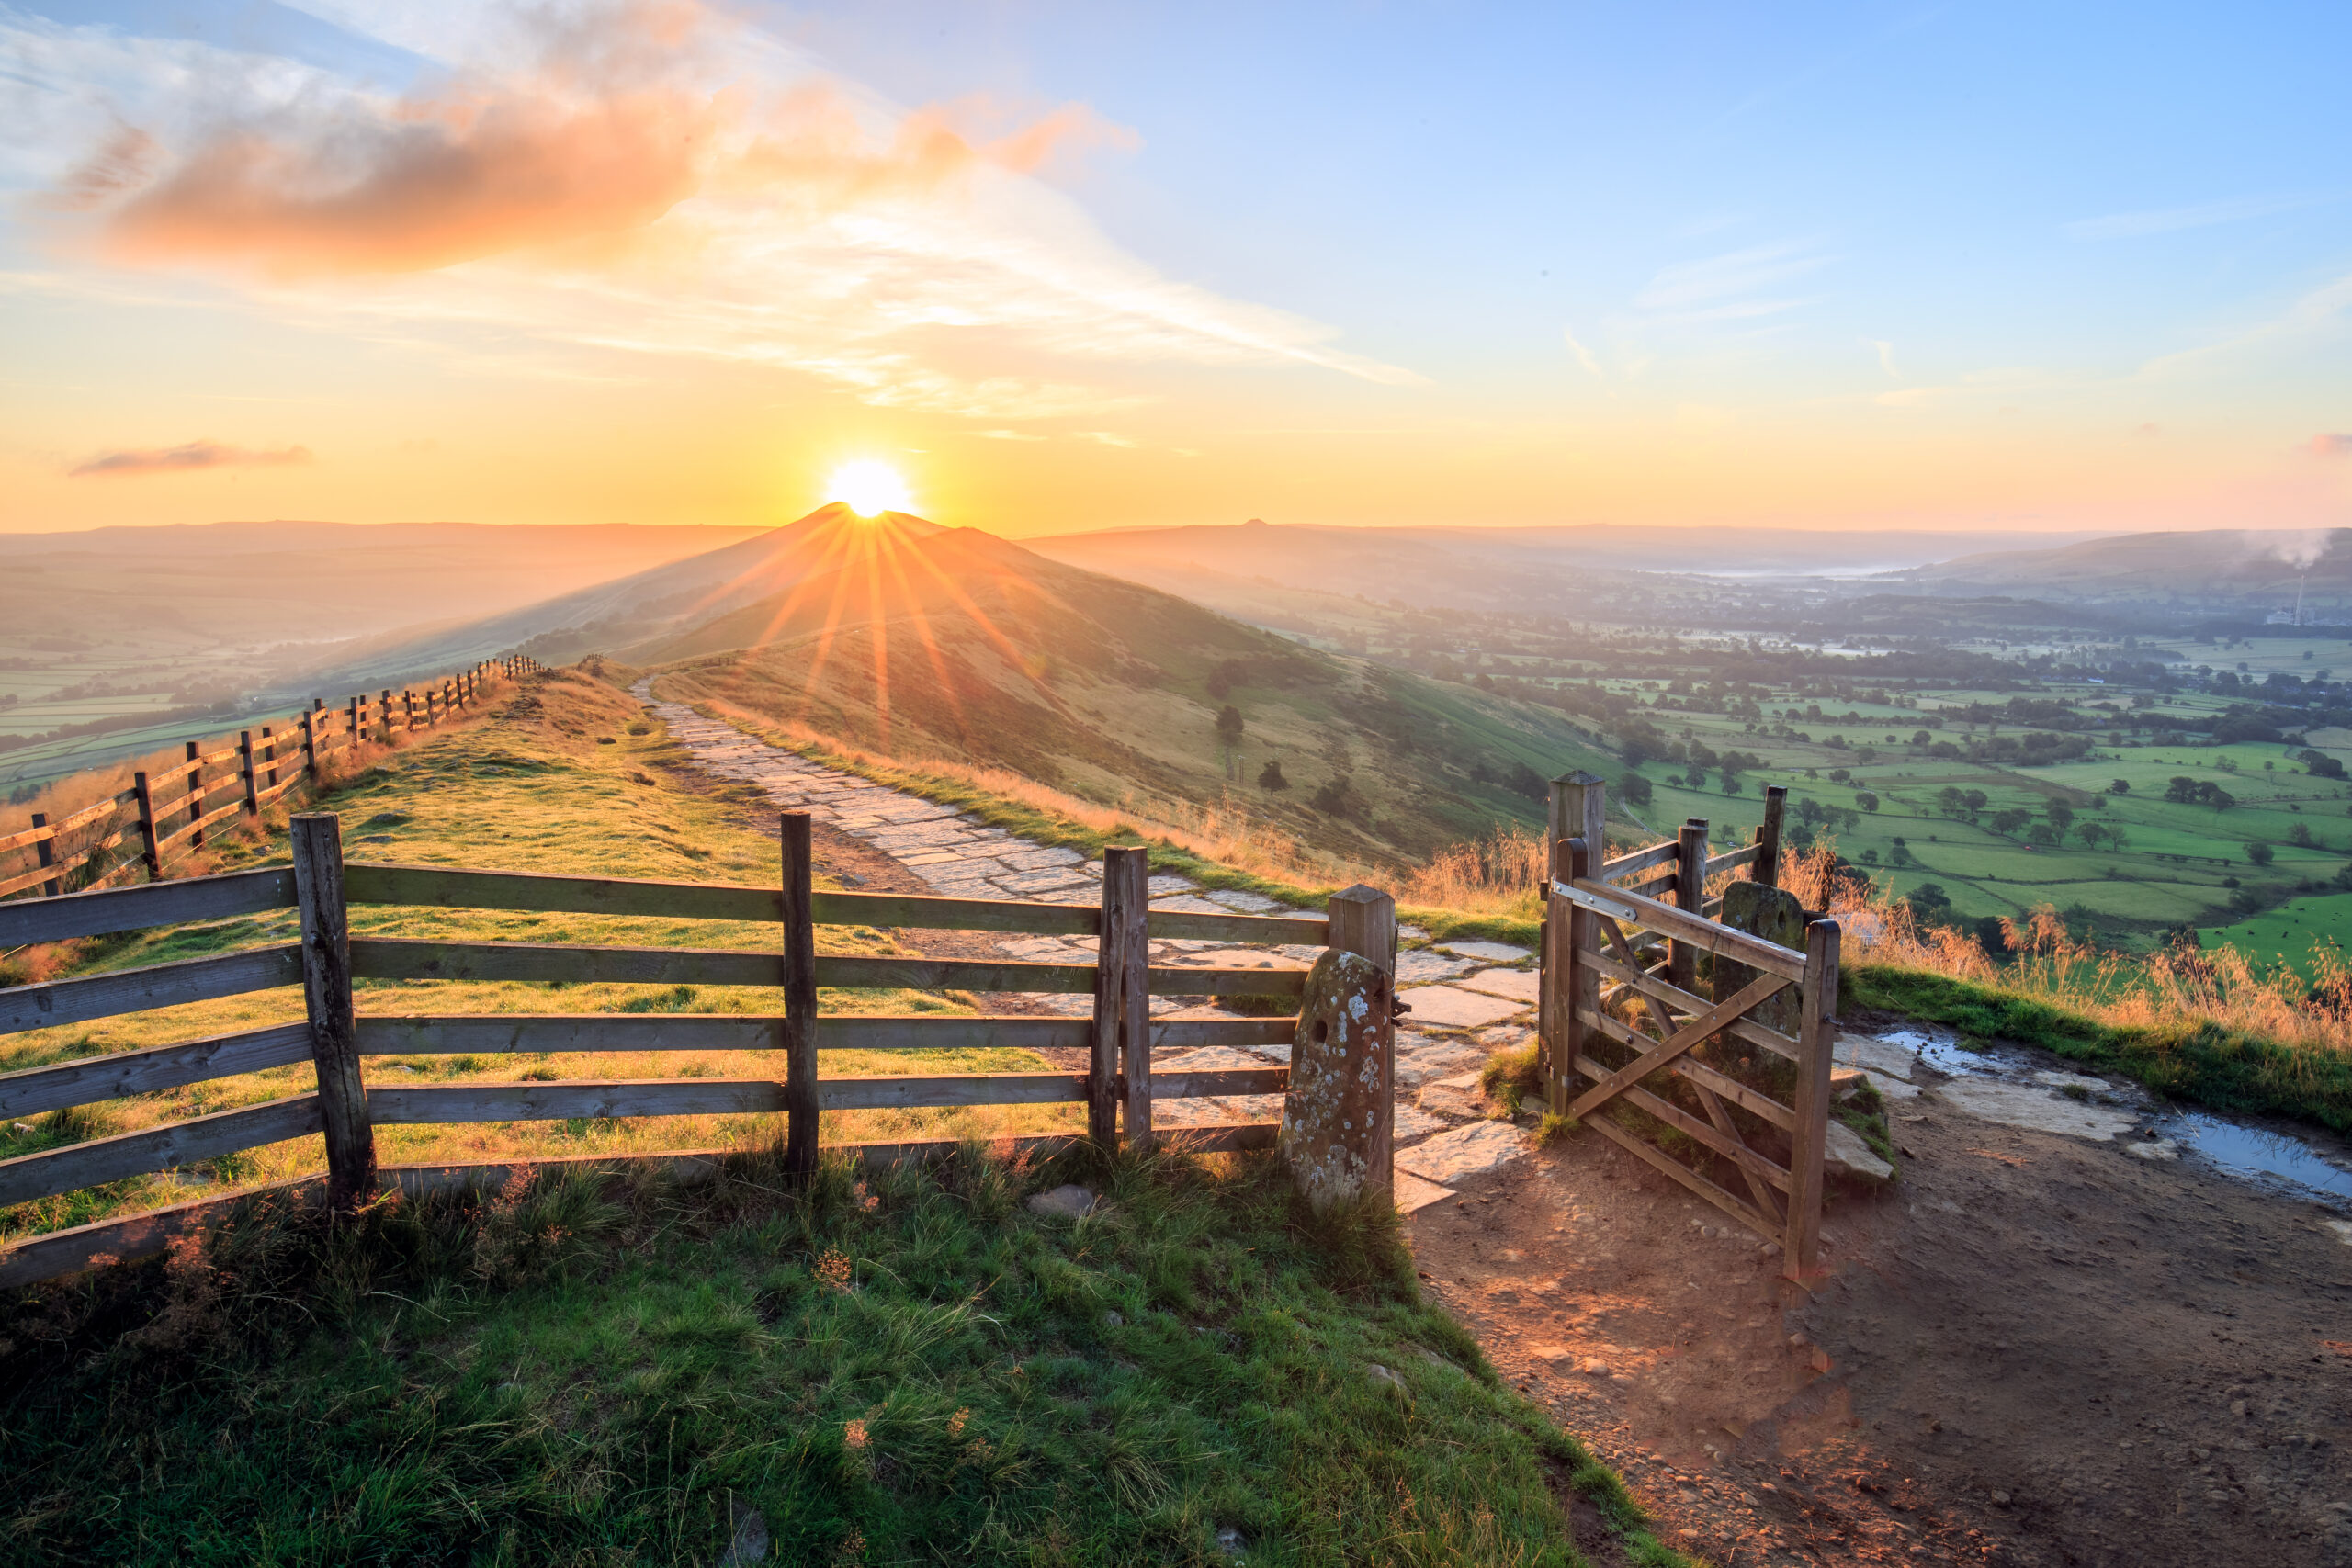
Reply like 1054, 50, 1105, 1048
1846, 962, 2352, 1135
0, 1144, 1690, 1567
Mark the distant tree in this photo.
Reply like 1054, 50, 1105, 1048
1309, 775, 1356, 816
1905, 882, 1952, 919
1721, 773, 1743, 795
1854, 791, 1880, 813
1215, 705, 1244, 743
1974, 915, 2011, 957
2074, 822, 2107, 851
1507, 761, 1546, 802
2047, 802, 2075, 837
2246, 841, 2274, 866
1988, 808, 2032, 837
2290, 823, 2317, 849
2164, 775, 2199, 805
1911, 730, 1933, 747
1619, 771, 1654, 807
1257, 760, 1289, 791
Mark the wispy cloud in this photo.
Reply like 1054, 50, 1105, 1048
2138, 271, 2352, 381
5, 2, 1415, 422
973, 428, 1046, 441
1075, 430, 1136, 447
70, 439, 311, 477
1562, 325, 1602, 377
1864, 337, 1898, 378
1632, 243, 1826, 324
2313, 434, 2352, 458
2064, 191, 2338, 241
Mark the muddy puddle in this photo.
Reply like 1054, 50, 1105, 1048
1849, 1024, 2352, 1209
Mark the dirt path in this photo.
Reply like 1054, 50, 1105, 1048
1410, 1030, 2352, 1567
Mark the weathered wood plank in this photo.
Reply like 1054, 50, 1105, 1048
1565, 971, 1790, 1122
1098, 847, 1150, 1149
821, 1073, 1085, 1110
1148, 1017, 1295, 1049
822, 1015, 1090, 1052
1574, 1004, 1795, 1131
0, 944, 302, 1036
292, 815, 374, 1212
1784, 920, 1840, 1282
0, 866, 298, 947
1599, 840, 1679, 882
345, 863, 777, 922
1705, 843, 1763, 874
1147, 908, 1329, 943
1554, 877, 1807, 981
0, 1022, 314, 1119
1566, 1049, 1792, 1193
352, 938, 782, 987
1146, 1066, 1288, 1099
1580, 946, 1802, 1062
0, 1093, 323, 1208
820, 889, 1093, 935
254, 773, 304, 807
816, 954, 1095, 992
368, 1079, 786, 1122
1144, 965, 1309, 997
356, 1013, 780, 1054
781, 814, 818, 1180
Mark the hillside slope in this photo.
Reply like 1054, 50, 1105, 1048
636, 525, 1619, 864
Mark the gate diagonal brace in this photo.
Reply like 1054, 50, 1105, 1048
1567, 971, 1790, 1122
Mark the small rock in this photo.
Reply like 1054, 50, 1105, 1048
1025, 1184, 1096, 1218
2125, 1139, 2181, 1161
1824, 1120, 1894, 1183
1365, 1362, 1407, 1392
1991, 1490, 2012, 1506
1103, 1311, 1124, 1327
1214, 1524, 1248, 1559
716, 1503, 769, 1565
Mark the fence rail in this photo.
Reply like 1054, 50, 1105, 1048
0, 809, 1386, 1288
1, 658, 542, 902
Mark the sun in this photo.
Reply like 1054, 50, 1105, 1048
828, 459, 912, 518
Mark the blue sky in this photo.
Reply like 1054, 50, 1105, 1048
3, 0, 2346, 533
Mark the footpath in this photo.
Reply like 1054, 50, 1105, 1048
631, 682, 1543, 1201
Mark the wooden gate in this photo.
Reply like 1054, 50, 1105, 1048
1538, 774, 1840, 1281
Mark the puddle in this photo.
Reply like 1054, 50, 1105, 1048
1860, 1026, 2352, 1205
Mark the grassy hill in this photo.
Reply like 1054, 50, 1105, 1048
630, 522, 1621, 868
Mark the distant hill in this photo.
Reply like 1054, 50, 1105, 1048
1020, 520, 2111, 622
611, 516, 1621, 863
1895, 528, 2352, 618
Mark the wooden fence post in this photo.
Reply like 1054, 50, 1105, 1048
133, 771, 160, 878
1670, 818, 1709, 995
182, 740, 205, 850
30, 813, 57, 897
301, 705, 319, 784
1783, 918, 1841, 1280
1092, 846, 1149, 1149
1327, 883, 1398, 1191
1545, 773, 1606, 1113
346, 696, 360, 750
239, 730, 260, 818
1557, 839, 1597, 1116
379, 690, 393, 743
1756, 785, 1787, 887
261, 726, 278, 801
780, 812, 819, 1180
290, 814, 375, 1212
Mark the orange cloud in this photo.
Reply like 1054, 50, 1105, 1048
69, 440, 312, 477
49, 3, 1136, 280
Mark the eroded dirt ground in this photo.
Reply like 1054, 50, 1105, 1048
1412, 1064, 2352, 1567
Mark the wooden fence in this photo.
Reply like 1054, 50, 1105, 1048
0, 810, 1391, 1288
1540, 774, 1844, 1281
0, 658, 543, 902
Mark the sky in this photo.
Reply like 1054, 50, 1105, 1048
1, 0, 2347, 538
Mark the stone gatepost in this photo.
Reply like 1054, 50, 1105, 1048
1277, 948, 1393, 1213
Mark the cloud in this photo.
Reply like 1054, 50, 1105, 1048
2313, 434, 2352, 458
69, 440, 312, 477
1633, 243, 1825, 321
1865, 337, 1897, 378
973, 428, 1046, 441
10, 2, 1415, 418
1075, 431, 1136, 447
2064, 191, 2337, 241
1562, 325, 1602, 378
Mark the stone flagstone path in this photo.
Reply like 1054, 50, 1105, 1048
632, 682, 1542, 1196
